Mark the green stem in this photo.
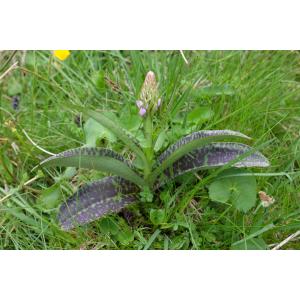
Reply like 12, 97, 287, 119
143, 114, 153, 180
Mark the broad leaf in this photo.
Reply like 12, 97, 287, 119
208, 169, 257, 213
58, 176, 139, 230
187, 106, 214, 124
84, 118, 116, 146
150, 209, 167, 225
39, 183, 61, 210
40, 147, 146, 187
150, 130, 251, 183
162, 142, 269, 179
72, 105, 147, 165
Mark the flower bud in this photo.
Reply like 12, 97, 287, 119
137, 71, 161, 116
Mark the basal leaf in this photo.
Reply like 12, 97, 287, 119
150, 130, 251, 184
208, 169, 257, 213
58, 176, 139, 230
40, 147, 146, 187
163, 142, 269, 179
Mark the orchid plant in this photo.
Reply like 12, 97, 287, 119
40, 71, 270, 230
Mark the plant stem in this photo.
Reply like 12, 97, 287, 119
143, 114, 153, 179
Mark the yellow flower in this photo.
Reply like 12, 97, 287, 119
53, 50, 70, 61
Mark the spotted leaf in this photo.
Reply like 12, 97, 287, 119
162, 142, 269, 180
40, 147, 146, 187
59, 176, 139, 230
150, 130, 251, 183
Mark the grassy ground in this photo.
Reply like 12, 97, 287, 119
0, 50, 300, 249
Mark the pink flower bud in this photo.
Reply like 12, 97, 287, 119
140, 70, 159, 106
139, 107, 147, 116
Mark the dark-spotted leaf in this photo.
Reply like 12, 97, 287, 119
40, 147, 146, 187
208, 169, 257, 212
58, 176, 139, 230
163, 142, 269, 180
151, 130, 251, 183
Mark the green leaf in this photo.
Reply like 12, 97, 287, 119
0, 153, 14, 183
115, 228, 134, 245
84, 118, 116, 146
119, 112, 142, 133
40, 147, 146, 187
208, 179, 231, 204
154, 131, 167, 152
81, 107, 147, 164
197, 84, 234, 97
39, 183, 61, 209
187, 106, 214, 124
208, 169, 257, 212
99, 217, 119, 235
94, 70, 106, 91
150, 209, 166, 225
7, 79, 23, 96
58, 176, 139, 230
162, 142, 269, 181
150, 130, 251, 184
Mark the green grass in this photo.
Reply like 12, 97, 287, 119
0, 50, 300, 249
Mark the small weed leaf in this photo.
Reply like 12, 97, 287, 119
39, 183, 61, 210
208, 168, 257, 213
83, 108, 146, 162
154, 131, 168, 152
58, 176, 139, 230
84, 118, 116, 146
187, 106, 214, 124
99, 217, 119, 235
150, 209, 166, 225
115, 229, 134, 245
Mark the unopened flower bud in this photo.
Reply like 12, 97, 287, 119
137, 71, 161, 116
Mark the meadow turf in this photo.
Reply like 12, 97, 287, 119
0, 50, 300, 249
